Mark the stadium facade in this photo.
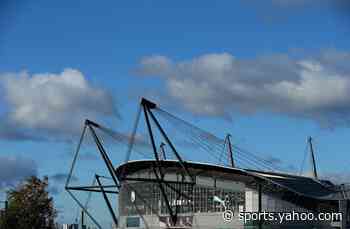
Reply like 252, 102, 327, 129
116, 160, 349, 229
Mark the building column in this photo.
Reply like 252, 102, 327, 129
339, 200, 348, 229
258, 184, 262, 229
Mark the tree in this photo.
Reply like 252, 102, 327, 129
0, 176, 57, 229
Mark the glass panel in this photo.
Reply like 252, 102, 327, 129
126, 217, 140, 227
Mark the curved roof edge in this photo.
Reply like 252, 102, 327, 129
115, 160, 342, 201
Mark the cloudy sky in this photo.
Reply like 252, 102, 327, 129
1, 0, 350, 226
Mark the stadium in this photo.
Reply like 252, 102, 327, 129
66, 98, 350, 229
116, 160, 348, 229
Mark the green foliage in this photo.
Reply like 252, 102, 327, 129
0, 176, 57, 229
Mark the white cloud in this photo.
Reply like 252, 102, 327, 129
0, 68, 118, 140
136, 50, 350, 127
138, 55, 172, 76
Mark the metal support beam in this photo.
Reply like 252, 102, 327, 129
226, 134, 235, 168
81, 210, 85, 229
95, 175, 119, 227
142, 103, 177, 226
65, 189, 102, 229
68, 185, 119, 189
65, 121, 121, 229
66, 124, 87, 189
147, 107, 194, 184
308, 137, 318, 179
141, 98, 197, 226
88, 124, 120, 188
142, 104, 163, 176
67, 186, 119, 194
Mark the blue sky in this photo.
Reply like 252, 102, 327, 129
1, 0, 350, 226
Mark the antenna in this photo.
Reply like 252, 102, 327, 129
225, 134, 235, 168
308, 136, 318, 179
159, 142, 166, 160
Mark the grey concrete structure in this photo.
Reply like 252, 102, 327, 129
116, 160, 350, 229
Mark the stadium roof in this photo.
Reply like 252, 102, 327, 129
116, 160, 347, 201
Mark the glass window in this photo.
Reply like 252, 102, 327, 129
126, 217, 140, 227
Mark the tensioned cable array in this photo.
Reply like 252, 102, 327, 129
94, 122, 153, 159
153, 108, 288, 172
88, 104, 289, 173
